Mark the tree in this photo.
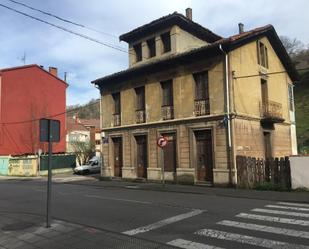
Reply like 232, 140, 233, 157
70, 141, 95, 165
280, 36, 304, 58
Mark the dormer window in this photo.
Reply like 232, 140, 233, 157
134, 43, 142, 62
161, 32, 171, 53
147, 38, 156, 58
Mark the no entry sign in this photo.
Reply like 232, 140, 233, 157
157, 136, 168, 148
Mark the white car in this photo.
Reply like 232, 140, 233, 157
74, 157, 101, 175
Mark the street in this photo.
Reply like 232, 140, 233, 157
1, 176, 309, 248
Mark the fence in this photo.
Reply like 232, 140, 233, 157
236, 156, 291, 189
8, 157, 38, 176
40, 154, 76, 171
0, 156, 10, 175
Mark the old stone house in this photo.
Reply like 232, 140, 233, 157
92, 9, 298, 185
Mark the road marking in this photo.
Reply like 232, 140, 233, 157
277, 202, 309, 208
84, 194, 151, 205
217, 220, 309, 239
266, 204, 309, 212
167, 239, 224, 249
236, 213, 309, 226
252, 208, 309, 218
123, 209, 204, 235
196, 229, 309, 249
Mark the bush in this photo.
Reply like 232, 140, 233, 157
254, 182, 291, 192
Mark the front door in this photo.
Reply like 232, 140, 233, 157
162, 133, 176, 178
263, 132, 272, 159
136, 135, 147, 178
195, 130, 213, 182
113, 137, 123, 177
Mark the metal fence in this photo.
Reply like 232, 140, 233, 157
236, 155, 291, 189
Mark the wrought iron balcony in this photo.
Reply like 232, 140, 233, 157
194, 99, 210, 116
113, 113, 121, 126
260, 100, 284, 123
162, 105, 174, 120
136, 109, 145, 123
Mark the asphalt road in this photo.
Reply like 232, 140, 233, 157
1, 177, 309, 249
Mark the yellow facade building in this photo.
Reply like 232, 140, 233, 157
92, 9, 298, 186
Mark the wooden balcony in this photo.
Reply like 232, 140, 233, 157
260, 100, 284, 124
113, 113, 121, 126
136, 109, 145, 123
162, 105, 174, 120
194, 99, 210, 116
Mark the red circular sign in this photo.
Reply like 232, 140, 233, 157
157, 136, 168, 148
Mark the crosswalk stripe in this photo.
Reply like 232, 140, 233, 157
217, 220, 309, 239
252, 208, 309, 218
277, 202, 309, 208
196, 229, 309, 249
122, 209, 204, 235
167, 239, 224, 249
236, 213, 309, 226
266, 205, 309, 212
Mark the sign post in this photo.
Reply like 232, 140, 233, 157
40, 119, 60, 228
157, 136, 168, 187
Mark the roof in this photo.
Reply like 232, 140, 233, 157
79, 119, 100, 128
119, 12, 222, 43
66, 117, 89, 132
0, 64, 68, 86
93, 25, 298, 86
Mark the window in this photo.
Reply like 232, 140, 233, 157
133, 43, 142, 62
288, 84, 294, 111
112, 92, 121, 126
95, 140, 101, 145
161, 32, 171, 53
135, 86, 145, 123
257, 41, 269, 68
161, 80, 173, 106
135, 86, 145, 110
112, 92, 120, 114
147, 38, 156, 58
193, 71, 210, 116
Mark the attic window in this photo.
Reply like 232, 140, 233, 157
257, 41, 269, 68
161, 32, 171, 53
147, 38, 156, 58
134, 43, 142, 62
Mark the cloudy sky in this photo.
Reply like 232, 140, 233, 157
0, 0, 308, 106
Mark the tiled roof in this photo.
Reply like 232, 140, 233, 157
79, 119, 100, 128
66, 117, 88, 132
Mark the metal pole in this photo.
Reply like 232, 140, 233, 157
161, 148, 165, 187
46, 120, 52, 228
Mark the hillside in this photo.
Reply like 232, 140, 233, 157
294, 70, 309, 153
67, 99, 100, 119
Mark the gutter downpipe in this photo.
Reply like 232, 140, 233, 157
219, 44, 236, 186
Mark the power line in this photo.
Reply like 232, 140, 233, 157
0, 99, 100, 125
6, 0, 118, 38
0, 3, 127, 53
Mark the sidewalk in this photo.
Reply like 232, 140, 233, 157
0, 212, 175, 249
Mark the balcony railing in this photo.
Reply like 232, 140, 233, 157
136, 109, 145, 123
260, 100, 284, 122
194, 99, 210, 116
113, 113, 121, 126
162, 105, 174, 120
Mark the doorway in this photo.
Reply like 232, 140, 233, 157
263, 132, 272, 159
135, 135, 147, 178
112, 137, 123, 177
195, 130, 213, 182
162, 133, 176, 178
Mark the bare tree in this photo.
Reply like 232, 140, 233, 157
280, 36, 304, 57
70, 140, 95, 165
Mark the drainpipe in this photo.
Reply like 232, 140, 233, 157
219, 44, 236, 186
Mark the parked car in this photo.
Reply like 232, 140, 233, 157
74, 156, 101, 175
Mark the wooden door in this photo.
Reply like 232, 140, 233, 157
195, 130, 213, 182
162, 133, 176, 174
113, 137, 122, 177
136, 135, 147, 178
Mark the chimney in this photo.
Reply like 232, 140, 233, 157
238, 23, 244, 34
64, 72, 67, 82
49, 66, 58, 77
185, 8, 192, 20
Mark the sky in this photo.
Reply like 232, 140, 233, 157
0, 0, 308, 106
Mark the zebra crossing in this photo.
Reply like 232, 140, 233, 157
167, 201, 309, 249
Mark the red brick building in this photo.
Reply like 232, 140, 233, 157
0, 64, 67, 155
